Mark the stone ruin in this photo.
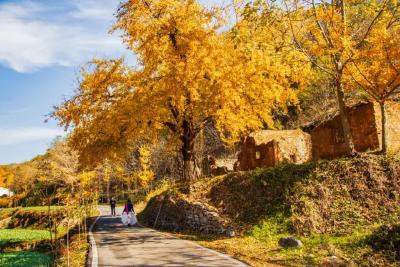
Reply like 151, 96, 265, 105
234, 101, 400, 170
303, 101, 400, 160
236, 129, 312, 171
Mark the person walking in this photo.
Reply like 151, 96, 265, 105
121, 199, 137, 226
110, 197, 116, 216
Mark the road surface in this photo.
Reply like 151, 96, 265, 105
90, 206, 250, 267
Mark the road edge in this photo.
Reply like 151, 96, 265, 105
88, 207, 101, 267
155, 230, 251, 267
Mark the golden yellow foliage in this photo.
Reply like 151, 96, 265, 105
0, 167, 13, 188
136, 145, 155, 187
54, 0, 310, 180
284, 0, 397, 155
345, 4, 400, 152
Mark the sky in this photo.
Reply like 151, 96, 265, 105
0, 0, 223, 165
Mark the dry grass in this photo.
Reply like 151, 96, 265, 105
140, 153, 400, 266
55, 232, 89, 267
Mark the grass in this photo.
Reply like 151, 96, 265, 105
55, 232, 89, 267
0, 252, 52, 267
139, 154, 400, 266
0, 206, 65, 213
0, 205, 96, 267
0, 229, 51, 245
176, 222, 382, 266
0, 206, 65, 220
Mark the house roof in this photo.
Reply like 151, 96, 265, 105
301, 101, 372, 133
249, 129, 309, 145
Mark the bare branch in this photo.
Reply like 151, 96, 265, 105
312, 0, 334, 48
355, 0, 388, 48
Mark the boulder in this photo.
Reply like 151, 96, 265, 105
226, 228, 235, 237
278, 236, 303, 248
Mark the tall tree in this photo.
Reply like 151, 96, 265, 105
347, 5, 400, 152
284, 0, 391, 155
54, 0, 308, 181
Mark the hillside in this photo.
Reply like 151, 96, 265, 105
138, 154, 400, 266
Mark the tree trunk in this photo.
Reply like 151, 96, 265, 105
66, 208, 70, 266
380, 101, 387, 153
335, 75, 356, 155
106, 179, 110, 203
181, 120, 200, 182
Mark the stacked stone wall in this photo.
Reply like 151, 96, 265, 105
142, 194, 232, 235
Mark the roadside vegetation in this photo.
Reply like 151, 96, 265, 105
0, 229, 51, 246
0, 252, 52, 267
0, 204, 97, 266
1, 0, 400, 266
139, 154, 400, 266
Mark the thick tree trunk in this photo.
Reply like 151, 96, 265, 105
181, 120, 200, 182
335, 75, 356, 156
380, 101, 387, 153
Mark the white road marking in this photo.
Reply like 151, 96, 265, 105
89, 208, 101, 267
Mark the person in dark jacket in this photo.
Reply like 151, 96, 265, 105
110, 197, 116, 216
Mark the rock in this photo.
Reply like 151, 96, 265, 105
327, 255, 337, 261
226, 229, 235, 237
278, 236, 303, 248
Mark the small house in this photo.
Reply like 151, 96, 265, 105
303, 101, 400, 160
236, 130, 312, 171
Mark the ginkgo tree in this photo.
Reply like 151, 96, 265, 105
347, 6, 400, 153
284, 0, 393, 155
54, 0, 309, 182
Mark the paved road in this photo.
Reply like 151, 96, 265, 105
91, 206, 250, 267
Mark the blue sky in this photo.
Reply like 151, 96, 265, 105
0, 0, 224, 165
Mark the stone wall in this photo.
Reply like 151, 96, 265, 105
373, 101, 400, 153
237, 130, 311, 171
309, 102, 380, 160
140, 194, 231, 235
237, 138, 279, 171
386, 102, 400, 152
234, 101, 399, 169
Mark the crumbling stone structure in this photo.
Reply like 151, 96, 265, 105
236, 130, 312, 171
304, 101, 400, 160
235, 101, 400, 170
374, 101, 400, 153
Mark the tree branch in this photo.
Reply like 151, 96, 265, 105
312, 0, 334, 48
355, 0, 388, 48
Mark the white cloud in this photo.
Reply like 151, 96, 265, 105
69, 0, 119, 21
0, 127, 65, 146
0, 0, 127, 72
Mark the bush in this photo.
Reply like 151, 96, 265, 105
367, 224, 400, 262
0, 197, 11, 208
